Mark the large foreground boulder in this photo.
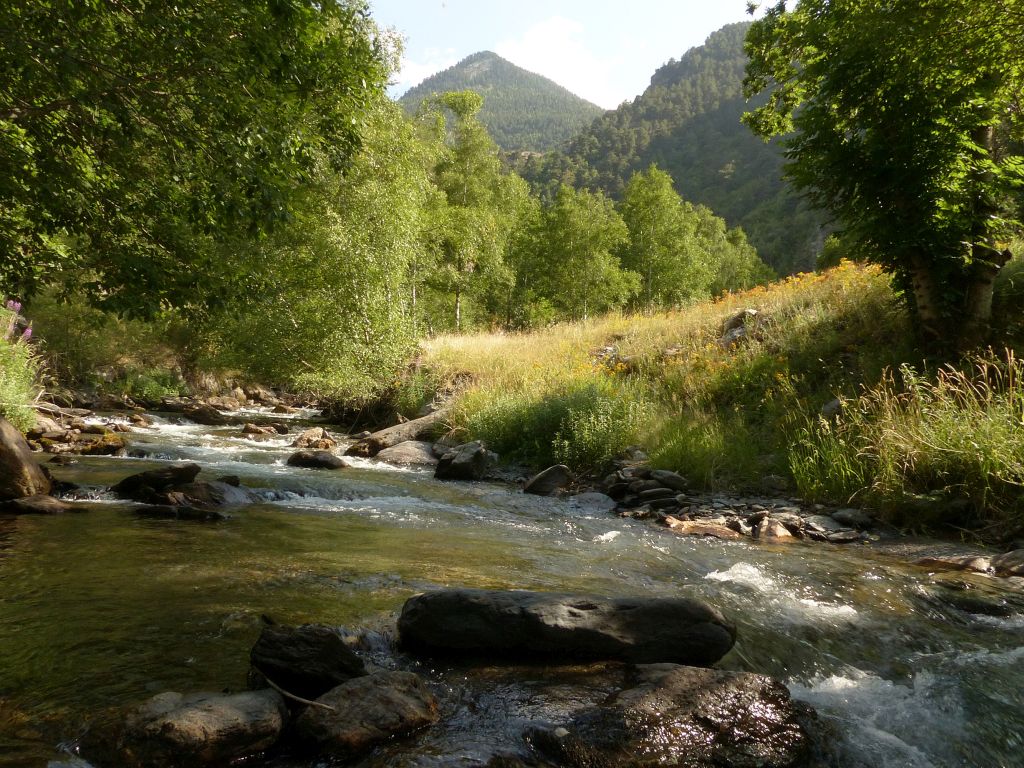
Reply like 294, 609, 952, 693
294, 671, 439, 756
530, 663, 811, 768
102, 689, 288, 768
250, 624, 367, 700
0, 418, 51, 500
398, 589, 735, 666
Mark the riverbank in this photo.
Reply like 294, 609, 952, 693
400, 262, 1024, 543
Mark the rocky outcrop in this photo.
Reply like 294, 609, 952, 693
398, 589, 735, 666
524, 464, 574, 496
293, 671, 439, 756
530, 663, 811, 768
0, 417, 51, 500
434, 441, 498, 481
375, 440, 439, 467
103, 689, 288, 768
286, 450, 351, 470
112, 463, 201, 500
250, 624, 367, 700
345, 409, 448, 458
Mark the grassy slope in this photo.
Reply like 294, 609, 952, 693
408, 262, 1024, 539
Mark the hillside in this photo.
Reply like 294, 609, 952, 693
514, 23, 825, 275
398, 51, 605, 153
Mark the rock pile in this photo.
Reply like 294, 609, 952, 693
603, 465, 873, 545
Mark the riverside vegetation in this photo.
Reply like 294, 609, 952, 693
1, 0, 1022, 542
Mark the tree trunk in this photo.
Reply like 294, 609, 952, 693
958, 248, 1011, 352
907, 252, 946, 344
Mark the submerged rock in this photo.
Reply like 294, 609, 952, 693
664, 516, 742, 540
250, 624, 367, 700
102, 689, 288, 767
398, 589, 735, 666
434, 441, 498, 481
0, 417, 51, 500
530, 663, 810, 768
294, 671, 439, 756
0, 494, 75, 515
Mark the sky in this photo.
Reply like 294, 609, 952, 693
369, 1, 761, 110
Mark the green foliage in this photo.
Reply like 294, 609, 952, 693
0, 304, 38, 430
26, 289, 184, 390
515, 23, 823, 274
790, 354, 1024, 535
418, 91, 534, 332
203, 99, 427, 403
0, 0, 389, 315
460, 377, 649, 472
525, 186, 639, 321
744, 0, 1024, 349
399, 52, 604, 152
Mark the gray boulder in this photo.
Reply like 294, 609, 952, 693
292, 427, 337, 450
182, 403, 230, 426
993, 549, 1024, 577
434, 441, 498, 481
398, 589, 735, 666
649, 469, 688, 492
530, 663, 810, 768
0, 417, 51, 500
110, 689, 287, 767
286, 450, 351, 470
250, 624, 366, 700
524, 464, 574, 495
294, 671, 439, 756
375, 441, 439, 467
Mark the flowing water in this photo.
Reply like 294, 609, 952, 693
0, 411, 1022, 767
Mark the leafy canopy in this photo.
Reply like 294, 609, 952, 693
0, 0, 389, 314
744, 0, 1024, 346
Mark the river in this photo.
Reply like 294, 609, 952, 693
0, 409, 1021, 767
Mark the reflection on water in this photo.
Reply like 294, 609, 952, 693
0, 413, 1021, 767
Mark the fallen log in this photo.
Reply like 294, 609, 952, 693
344, 409, 448, 457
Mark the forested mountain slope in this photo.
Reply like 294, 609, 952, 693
515, 23, 824, 274
398, 51, 605, 153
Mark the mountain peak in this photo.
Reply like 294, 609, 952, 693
399, 52, 604, 153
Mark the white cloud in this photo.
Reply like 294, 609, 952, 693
495, 16, 626, 109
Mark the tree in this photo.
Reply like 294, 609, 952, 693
423, 91, 531, 331
0, 0, 388, 314
744, 0, 1024, 350
618, 165, 714, 311
530, 186, 638, 321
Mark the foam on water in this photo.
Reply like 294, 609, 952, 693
706, 561, 859, 623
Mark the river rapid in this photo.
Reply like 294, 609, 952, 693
0, 409, 1022, 767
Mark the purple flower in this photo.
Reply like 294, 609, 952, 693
5, 299, 21, 313
20, 326, 32, 341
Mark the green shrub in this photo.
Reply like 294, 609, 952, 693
0, 303, 39, 431
790, 354, 1024, 534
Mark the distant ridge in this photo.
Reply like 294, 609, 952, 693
398, 51, 605, 153
515, 23, 825, 274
